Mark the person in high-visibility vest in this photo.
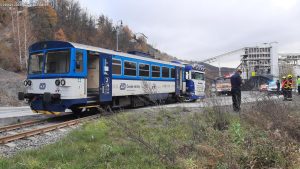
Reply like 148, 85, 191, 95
297, 76, 300, 95
286, 74, 293, 101
281, 76, 287, 100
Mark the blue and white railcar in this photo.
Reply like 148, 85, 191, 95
19, 41, 192, 114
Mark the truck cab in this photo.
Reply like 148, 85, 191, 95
185, 64, 206, 101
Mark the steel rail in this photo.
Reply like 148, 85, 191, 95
0, 119, 46, 133
0, 114, 100, 144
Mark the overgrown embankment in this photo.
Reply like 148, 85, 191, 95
0, 68, 25, 106
0, 97, 300, 168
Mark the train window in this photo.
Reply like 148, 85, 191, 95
28, 52, 44, 74
162, 67, 170, 78
124, 61, 136, 76
112, 59, 121, 75
152, 65, 160, 78
75, 50, 83, 72
171, 68, 175, 78
45, 50, 70, 74
139, 64, 149, 77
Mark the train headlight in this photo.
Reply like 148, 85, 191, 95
24, 80, 28, 86
55, 79, 60, 86
27, 80, 32, 86
24, 80, 32, 87
61, 79, 66, 86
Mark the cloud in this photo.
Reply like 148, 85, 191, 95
80, 0, 300, 67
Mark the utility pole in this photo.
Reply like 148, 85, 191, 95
218, 58, 221, 77
10, 7, 16, 41
22, 8, 28, 68
16, 10, 22, 69
116, 20, 122, 51
23, 8, 28, 68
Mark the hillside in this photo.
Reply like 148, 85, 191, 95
0, 1, 235, 75
0, 68, 25, 106
0, 1, 176, 72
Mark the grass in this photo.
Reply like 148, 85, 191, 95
0, 103, 300, 169
0, 119, 166, 169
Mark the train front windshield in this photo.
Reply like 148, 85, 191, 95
28, 50, 71, 74
192, 71, 204, 80
29, 52, 43, 74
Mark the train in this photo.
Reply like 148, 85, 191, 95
18, 41, 206, 115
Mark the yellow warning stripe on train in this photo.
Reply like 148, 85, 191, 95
78, 105, 99, 109
33, 110, 61, 115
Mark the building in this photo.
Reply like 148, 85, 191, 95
279, 53, 300, 65
278, 53, 300, 77
202, 42, 299, 81
240, 43, 279, 80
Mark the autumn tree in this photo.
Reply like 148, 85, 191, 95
0, 0, 177, 71
28, 6, 57, 41
118, 25, 134, 52
96, 14, 115, 49
54, 28, 66, 41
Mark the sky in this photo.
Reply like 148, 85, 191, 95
79, 0, 300, 68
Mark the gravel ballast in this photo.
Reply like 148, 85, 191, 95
0, 125, 81, 157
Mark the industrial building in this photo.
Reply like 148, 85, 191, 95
278, 53, 300, 77
240, 43, 279, 80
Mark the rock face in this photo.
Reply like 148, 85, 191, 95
0, 68, 25, 106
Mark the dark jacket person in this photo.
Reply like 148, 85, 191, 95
230, 69, 242, 112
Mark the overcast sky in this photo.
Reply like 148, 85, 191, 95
80, 0, 300, 67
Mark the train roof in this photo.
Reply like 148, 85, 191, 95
29, 41, 183, 67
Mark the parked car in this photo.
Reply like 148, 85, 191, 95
267, 81, 279, 95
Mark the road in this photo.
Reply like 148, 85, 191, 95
149, 91, 281, 109
0, 106, 34, 118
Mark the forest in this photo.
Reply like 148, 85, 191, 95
0, 0, 175, 71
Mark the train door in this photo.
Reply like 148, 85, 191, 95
99, 53, 112, 102
87, 52, 99, 96
175, 67, 180, 95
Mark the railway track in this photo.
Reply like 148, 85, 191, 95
0, 119, 47, 133
0, 114, 100, 144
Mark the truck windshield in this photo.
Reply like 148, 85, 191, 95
29, 52, 44, 74
192, 71, 204, 80
224, 78, 230, 83
45, 50, 70, 74
216, 78, 230, 83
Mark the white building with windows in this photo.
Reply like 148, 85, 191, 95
278, 53, 300, 76
202, 42, 299, 80
240, 43, 279, 80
